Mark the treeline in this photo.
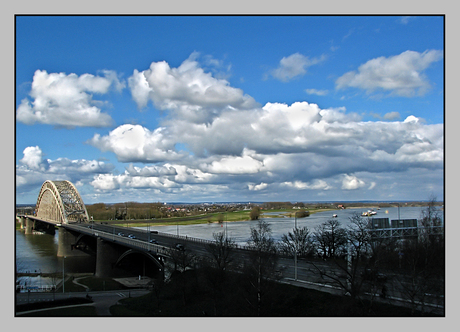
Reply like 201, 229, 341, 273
262, 202, 305, 209
87, 202, 170, 220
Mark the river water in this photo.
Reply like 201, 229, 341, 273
15, 206, 441, 289
133, 206, 439, 245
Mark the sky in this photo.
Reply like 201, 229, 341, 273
15, 15, 445, 205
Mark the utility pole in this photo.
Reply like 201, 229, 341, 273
294, 212, 298, 281
62, 256, 66, 293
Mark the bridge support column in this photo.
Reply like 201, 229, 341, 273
57, 227, 88, 257
24, 217, 34, 235
95, 238, 121, 278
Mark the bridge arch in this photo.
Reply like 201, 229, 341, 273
36, 180, 89, 224
115, 249, 164, 270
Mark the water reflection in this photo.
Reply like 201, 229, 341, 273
15, 231, 95, 288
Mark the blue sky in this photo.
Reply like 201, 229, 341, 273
15, 15, 444, 204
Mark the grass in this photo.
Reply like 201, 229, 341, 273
76, 276, 126, 291
106, 207, 340, 227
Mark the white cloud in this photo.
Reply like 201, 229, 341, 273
201, 149, 264, 175
306, 88, 329, 96
16, 70, 122, 127
16, 146, 115, 194
88, 124, 185, 163
128, 53, 258, 123
269, 53, 326, 82
335, 50, 443, 97
248, 182, 268, 191
342, 174, 366, 190
282, 180, 331, 190
91, 174, 124, 190
20, 146, 48, 171
125, 164, 177, 177
383, 112, 401, 120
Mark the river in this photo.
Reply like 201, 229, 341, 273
133, 205, 438, 245
15, 205, 441, 289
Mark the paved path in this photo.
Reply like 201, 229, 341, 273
16, 289, 150, 316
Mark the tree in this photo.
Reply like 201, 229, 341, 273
244, 219, 278, 316
206, 231, 236, 271
313, 219, 347, 258
166, 245, 197, 305
203, 231, 237, 316
217, 213, 225, 224
249, 206, 261, 220
279, 226, 315, 258
393, 196, 445, 314
309, 215, 382, 303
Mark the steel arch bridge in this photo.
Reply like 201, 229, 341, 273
36, 180, 89, 224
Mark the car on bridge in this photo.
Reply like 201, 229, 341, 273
128, 234, 136, 239
149, 239, 158, 244
175, 243, 185, 251
117, 232, 125, 237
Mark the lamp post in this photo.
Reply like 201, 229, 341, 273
294, 212, 298, 281
62, 256, 66, 293
148, 221, 150, 251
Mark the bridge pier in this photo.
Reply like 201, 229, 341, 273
21, 217, 34, 234
57, 227, 90, 257
95, 238, 123, 278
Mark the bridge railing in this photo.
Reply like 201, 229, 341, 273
150, 230, 255, 251
65, 224, 171, 256
65, 223, 256, 254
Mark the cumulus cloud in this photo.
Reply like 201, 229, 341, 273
16, 70, 123, 127
342, 174, 366, 190
335, 50, 443, 97
128, 53, 258, 123
16, 146, 115, 193
282, 180, 331, 190
248, 182, 268, 191
269, 53, 326, 82
200, 149, 264, 175
20, 146, 49, 171
87, 124, 186, 163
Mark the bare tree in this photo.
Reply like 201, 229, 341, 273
245, 219, 278, 316
206, 231, 236, 271
313, 219, 348, 258
309, 215, 385, 304
393, 197, 445, 315
202, 231, 237, 316
279, 226, 315, 258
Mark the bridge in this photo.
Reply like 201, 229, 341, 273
17, 180, 189, 279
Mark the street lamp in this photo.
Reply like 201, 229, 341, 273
294, 212, 298, 281
62, 256, 66, 293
